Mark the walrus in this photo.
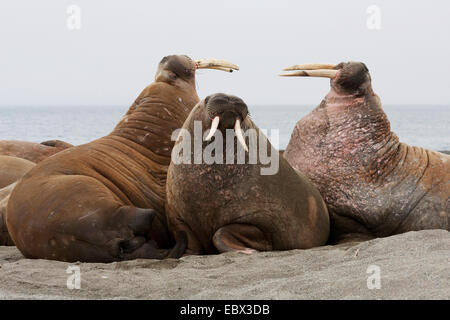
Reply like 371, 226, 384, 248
166, 93, 329, 255
0, 182, 19, 245
0, 140, 73, 163
0, 156, 36, 246
0, 143, 67, 245
281, 62, 450, 243
0, 155, 35, 189
0, 156, 36, 245
6, 55, 239, 262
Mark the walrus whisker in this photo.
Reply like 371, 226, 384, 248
234, 118, 248, 152
205, 116, 220, 141
279, 69, 338, 78
283, 63, 337, 71
195, 59, 239, 72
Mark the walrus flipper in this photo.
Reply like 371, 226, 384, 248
40, 140, 73, 149
212, 224, 271, 254
0, 183, 17, 246
125, 207, 156, 236
121, 231, 187, 260
117, 207, 184, 260
0, 206, 14, 246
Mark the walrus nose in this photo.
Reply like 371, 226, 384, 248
279, 63, 338, 78
194, 59, 240, 73
204, 115, 248, 152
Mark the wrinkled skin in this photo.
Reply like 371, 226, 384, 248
284, 62, 450, 243
6, 55, 205, 262
166, 93, 329, 255
0, 140, 73, 163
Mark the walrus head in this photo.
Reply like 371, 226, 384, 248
155, 55, 239, 91
173, 93, 279, 175
280, 61, 373, 96
203, 93, 249, 152
112, 55, 239, 155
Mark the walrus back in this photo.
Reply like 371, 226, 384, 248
393, 145, 450, 232
6, 146, 184, 261
5, 136, 173, 260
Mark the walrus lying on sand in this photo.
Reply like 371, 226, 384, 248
0, 156, 35, 245
166, 93, 329, 255
0, 183, 20, 245
0, 140, 73, 163
0, 141, 70, 246
6, 55, 239, 262
281, 62, 450, 243
0, 155, 35, 245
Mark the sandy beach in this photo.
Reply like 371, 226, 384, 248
0, 229, 448, 300
1, 0, 449, 304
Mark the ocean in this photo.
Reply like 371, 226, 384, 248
0, 105, 449, 151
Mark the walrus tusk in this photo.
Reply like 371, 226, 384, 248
283, 63, 337, 71
206, 66, 235, 73
234, 119, 248, 152
279, 69, 338, 78
205, 116, 220, 141
195, 59, 240, 72
280, 63, 338, 78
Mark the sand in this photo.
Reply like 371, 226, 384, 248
0, 230, 448, 300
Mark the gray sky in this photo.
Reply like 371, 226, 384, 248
1, 0, 449, 107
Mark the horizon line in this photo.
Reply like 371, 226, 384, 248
0, 103, 449, 108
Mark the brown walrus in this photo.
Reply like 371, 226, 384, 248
166, 93, 329, 255
0, 156, 36, 245
0, 182, 20, 245
0, 140, 73, 163
0, 155, 35, 189
6, 55, 239, 262
281, 62, 450, 243
0, 142, 68, 245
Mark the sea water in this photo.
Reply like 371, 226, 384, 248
0, 105, 448, 151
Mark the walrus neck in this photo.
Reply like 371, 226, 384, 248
322, 88, 402, 179
110, 83, 199, 159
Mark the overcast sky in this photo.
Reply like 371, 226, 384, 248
1, 0, 449, 107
